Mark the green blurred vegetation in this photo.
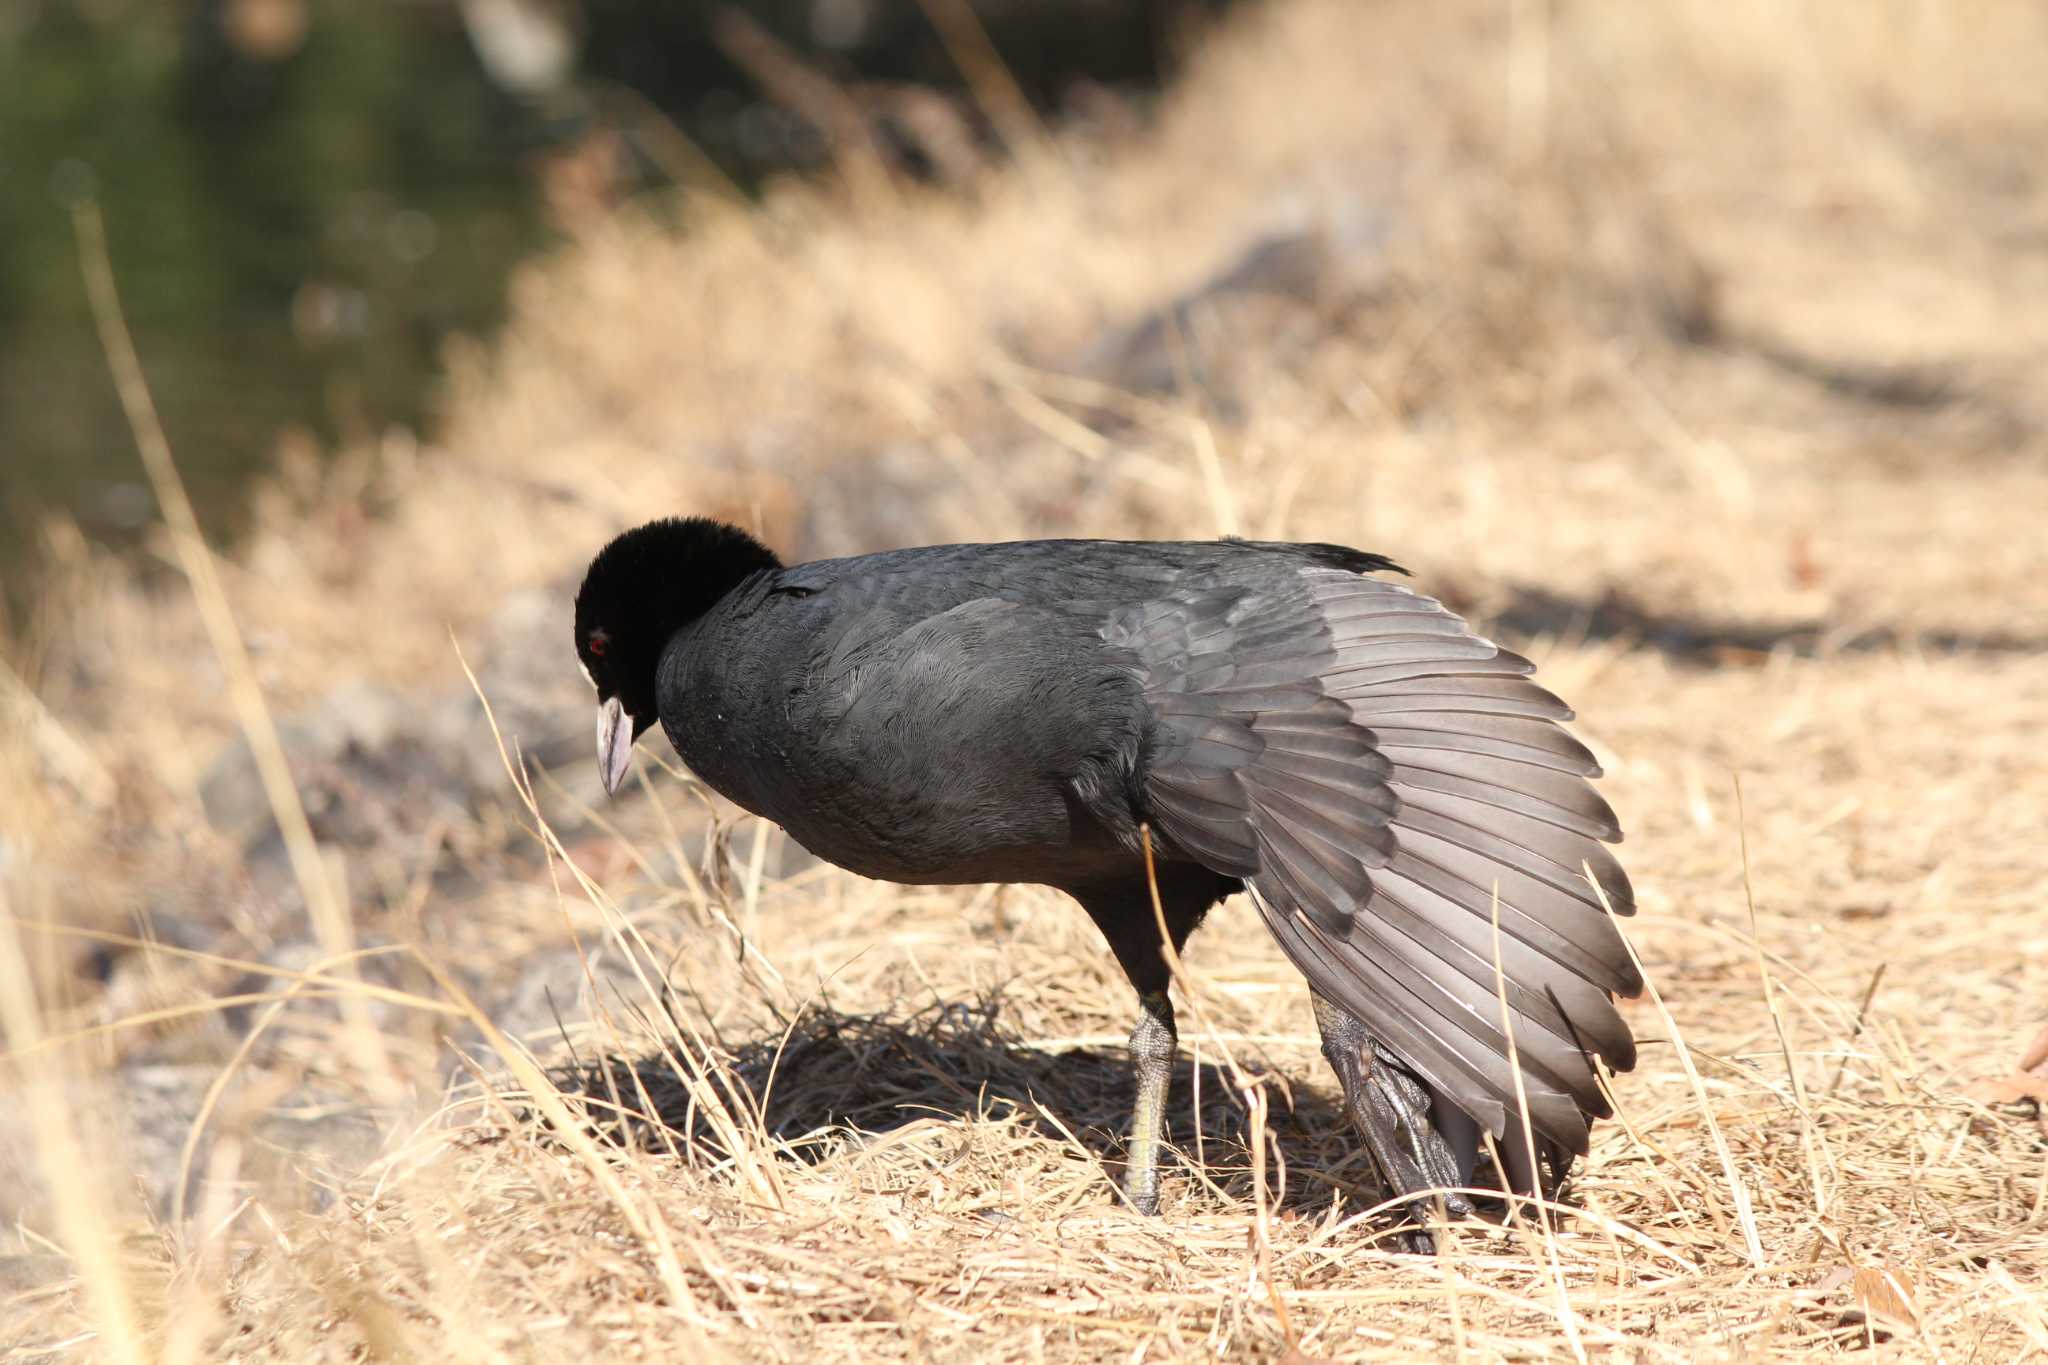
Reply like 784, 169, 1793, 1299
0, 0, 547, 595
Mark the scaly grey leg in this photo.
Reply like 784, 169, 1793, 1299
1123, 990, 1176, 1215
1312, 992, 1473, 1252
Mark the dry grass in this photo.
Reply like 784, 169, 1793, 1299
5, 0, 2048, 1359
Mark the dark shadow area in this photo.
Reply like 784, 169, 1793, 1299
1648, 241, 2033, 435
1737, 337, 1963, 411
1073, 227, 1341, 400
1460, 583, 2048, 667
1721, 327, 2038, 451
534, 994, 1446, 1227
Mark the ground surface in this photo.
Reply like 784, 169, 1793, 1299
4, 1, 2047, 1360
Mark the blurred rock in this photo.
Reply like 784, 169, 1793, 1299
483, 942, 663, 1046
0, 1066, 385, 1231
0, 1254, 72, 1296
198, 584, 591, 875
458, 0, 577, 97
1073, 223, 1385, 407
223, 935, 414, 1043
198, 680, 460, 854
449, 583, 596, 791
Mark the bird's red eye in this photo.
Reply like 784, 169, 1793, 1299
588, 631, 608, 658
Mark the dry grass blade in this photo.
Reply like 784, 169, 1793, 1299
447, 644, 760, 1315
1595, 870, 1766, 1267
910, 0, 1059, 171
410, 950, 709, 1321
1827, 963, 1889, 1098
68, 201, 396, 1101
1144, 824, 1302, 1350
0, 888, 146, 1365
1735, 777, 1807, 1108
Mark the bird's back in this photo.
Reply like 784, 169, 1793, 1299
654, 537, 1388, 885
659, 540, 1126, 883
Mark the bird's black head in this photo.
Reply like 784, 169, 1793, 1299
573, 516, 781, 794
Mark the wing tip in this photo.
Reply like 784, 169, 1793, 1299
1291, 540, 1410, 578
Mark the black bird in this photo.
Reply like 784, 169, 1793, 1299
574, 517, 1639, 1247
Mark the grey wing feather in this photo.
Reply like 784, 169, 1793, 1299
1122, 562, 1639, 1155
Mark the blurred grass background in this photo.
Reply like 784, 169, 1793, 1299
4, 0, 2048, 1359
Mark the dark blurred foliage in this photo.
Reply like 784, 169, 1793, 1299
578, 0, 1226, 181
0, 0, 1230, 612
0, 1, 546, 600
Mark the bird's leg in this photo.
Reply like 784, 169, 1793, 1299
1076, 865, 1230, 1216
1123, 989, 1177, 1215
1311, 993, 1473, 1252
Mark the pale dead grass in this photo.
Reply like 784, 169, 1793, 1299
181, 648, 2038, 1363
5, 0, 2048, 1359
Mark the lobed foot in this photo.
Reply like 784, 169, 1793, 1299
1312, 994, 1474, 1251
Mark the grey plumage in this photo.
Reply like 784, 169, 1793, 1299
1117, 565, 1636, 1160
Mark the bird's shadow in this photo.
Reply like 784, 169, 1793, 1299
540, 993, 1418, 1222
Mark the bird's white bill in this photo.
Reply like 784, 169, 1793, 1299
597, 697, 634, 797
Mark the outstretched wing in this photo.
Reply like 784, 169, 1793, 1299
1110, 560, 1639, 1154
